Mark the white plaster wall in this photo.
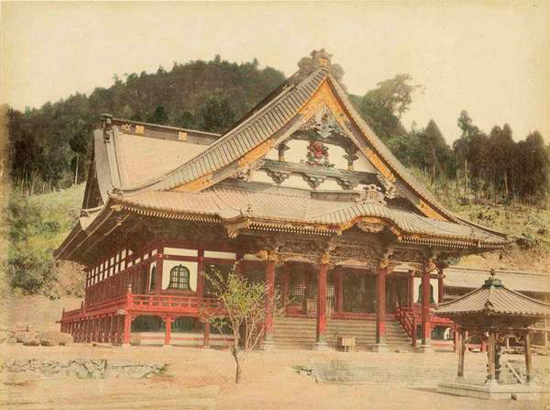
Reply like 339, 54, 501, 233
163, 247, 198, 257
204, 251, 236, 259
162, 260, 198, 291
284, 139, 309, 163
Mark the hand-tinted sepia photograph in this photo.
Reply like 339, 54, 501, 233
1, 1, 550, 408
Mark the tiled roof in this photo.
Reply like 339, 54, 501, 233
113, 185, 507, 245
92, 130, 208, 197
444, 267, 550, 293
436, 275, 550, 317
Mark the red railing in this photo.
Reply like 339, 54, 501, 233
61, 293, 223, 322
395, 305, 418, 347
395, 304, 455, 347
130, 294, 222, 312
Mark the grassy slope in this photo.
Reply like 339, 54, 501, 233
16, 184, 86, 297
26, 184, 84, 251
412, 169, 550, 273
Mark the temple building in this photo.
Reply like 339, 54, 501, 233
56, 50, 511, 351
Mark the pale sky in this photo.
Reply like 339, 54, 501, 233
1, 1, 550, 143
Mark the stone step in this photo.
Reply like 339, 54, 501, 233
273, 316, 411, 350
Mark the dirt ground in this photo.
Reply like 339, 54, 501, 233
2, 344, 550, 410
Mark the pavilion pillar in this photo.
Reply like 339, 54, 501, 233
453, 324, 459, 353
315, 259, 329, 350
525, 331, 532, 384
373, 268, 389, 352
163, 315, 173, 347
261, 258, 276, 350
203, 321, 211, 348
487, 332, 496, 384
457, 328, 466, 379
419, 263, 433, 352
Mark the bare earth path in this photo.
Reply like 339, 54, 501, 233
2, 345, 549, 409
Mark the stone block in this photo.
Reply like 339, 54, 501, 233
38, 331, 74, 346
16, 331, 38, 345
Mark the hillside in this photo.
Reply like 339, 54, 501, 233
413, 170, 550, 273
6, 184, 85, 298
7, 57, 287, 193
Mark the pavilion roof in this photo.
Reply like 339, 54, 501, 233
436, 273, 550, 317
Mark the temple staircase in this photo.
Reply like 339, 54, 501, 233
272, 316, 412, 351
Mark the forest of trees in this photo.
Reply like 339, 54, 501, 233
6, 56, 550, 202
351, 74, 550, 203
6, 55, 284, 193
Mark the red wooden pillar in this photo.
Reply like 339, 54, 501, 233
164, 316, 173, 347
315, 262, 329, 349
420, 267, 433, 351
203, 321, 211, 348
438, 273, 444, 304
262, 259, 276, 350
374, 268, 389, 352
197, 250, 205, 297
122, 314, 132, 345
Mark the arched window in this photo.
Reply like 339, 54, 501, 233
169, 265, 191, 290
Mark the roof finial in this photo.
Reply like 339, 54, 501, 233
310, 49, 332, 68
483, 268, 502, 288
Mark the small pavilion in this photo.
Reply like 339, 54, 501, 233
436, 270, 550, 400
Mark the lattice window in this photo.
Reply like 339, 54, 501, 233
169, 265, 191, 290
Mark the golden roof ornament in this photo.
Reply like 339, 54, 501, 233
297, 49, 345, 86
